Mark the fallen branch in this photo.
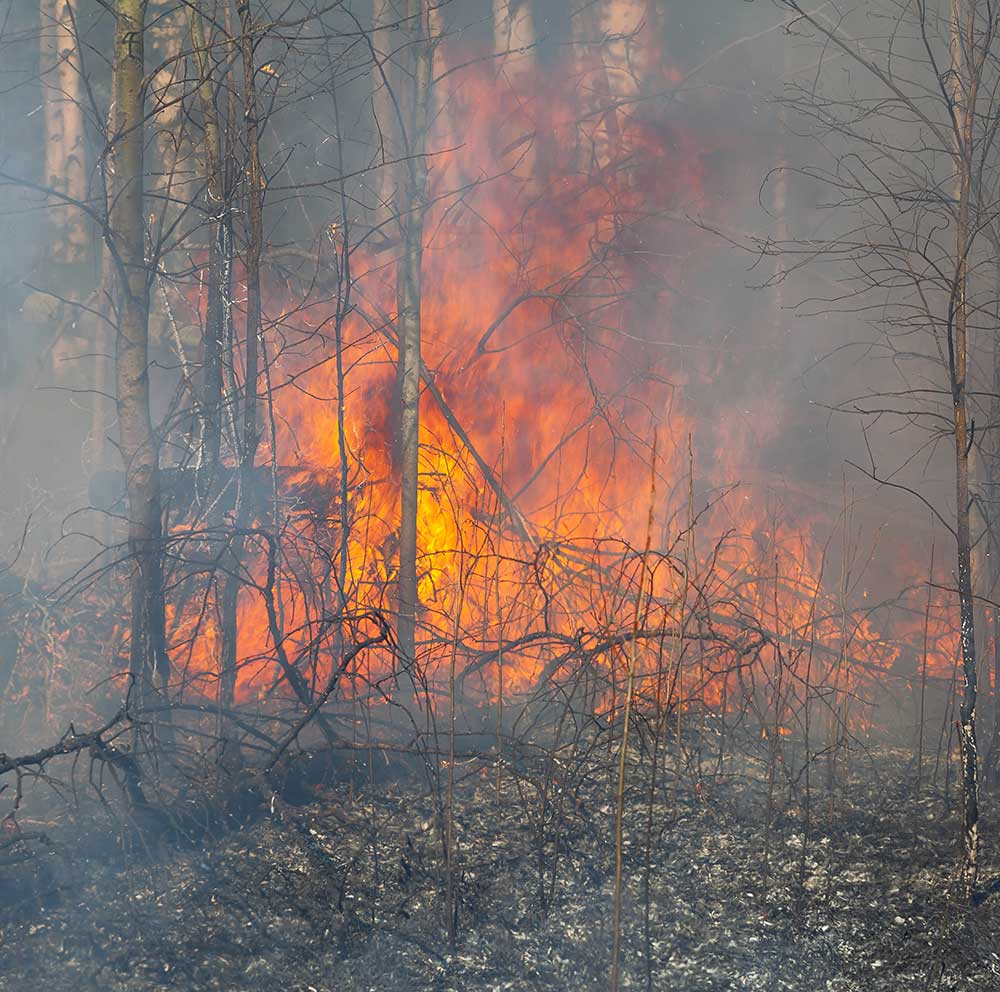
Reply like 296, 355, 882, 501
0, 706, 146, 808
0, 707, 129, 778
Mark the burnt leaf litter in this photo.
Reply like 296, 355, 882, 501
1, 747, 999, 991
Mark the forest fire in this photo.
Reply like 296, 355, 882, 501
153, 48, 957, 727
177, 52, 711, 704
3, 3, 999, 990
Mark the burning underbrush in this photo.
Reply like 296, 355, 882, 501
0, 469, 974, 988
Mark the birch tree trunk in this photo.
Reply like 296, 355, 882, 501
149, 9, 186, 243
599, 0, 649, 101
492, 0, 536, 180
571, 0, 650, 173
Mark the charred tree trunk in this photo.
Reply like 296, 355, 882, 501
394, 0, 431, 688
110, 0, 171, 741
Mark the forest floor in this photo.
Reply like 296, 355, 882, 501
1, 745, 999, 991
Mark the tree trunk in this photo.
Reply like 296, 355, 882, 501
949, 0, 979, 893
571, 0, 650, 173
87, 244, 115, 555
982, 254, 1000, 786
395, 0, 431, 686
40, 0, 88, 268
492, 0, 536, 179
216, 0, 266, 761
493, 0, 534, 77
149, 8, 185, 247
599, 0, 649, 102
111, 0, 171, 740
188, 0, 230, 485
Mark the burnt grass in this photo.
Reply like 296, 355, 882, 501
2, 744, 1000, 991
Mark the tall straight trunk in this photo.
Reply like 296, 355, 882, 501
88, 246, 115, 478
40, 0, 88, 267
111, 0, 170, 734
599, 0, 649, 100
395, 0, 431, 681
188, 0, 229, 484
149, 9, 185, 244
984, 253, 1000, 785
949, 0, 979, 892
217, 0, 265, 752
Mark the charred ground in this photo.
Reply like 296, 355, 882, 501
2, 740, 999, 992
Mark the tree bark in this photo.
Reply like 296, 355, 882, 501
949, 0, 979, 893
110, 0, 171, 739
40, 0, 88, 267
395, 0, 431, 684
188, 0, 230, 484
217, 0, 266, 758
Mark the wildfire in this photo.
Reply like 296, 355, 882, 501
150, 42, 957, 733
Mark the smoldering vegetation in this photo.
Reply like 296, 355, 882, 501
2, 1, 1000, 990
4, 742, 1000, 992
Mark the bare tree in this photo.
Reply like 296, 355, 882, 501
769, 0, 1000, 892
109, 0, 170, 738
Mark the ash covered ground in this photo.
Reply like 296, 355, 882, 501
1, 746, 999, 991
